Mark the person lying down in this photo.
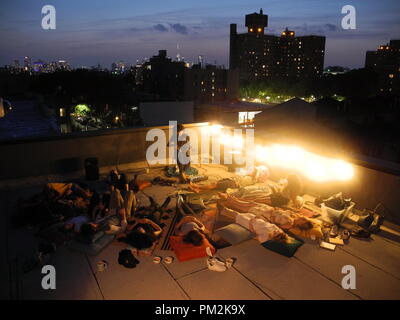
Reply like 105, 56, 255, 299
218, 194, 323, 239
219, 206, 288, 243
174, 215, 207, 246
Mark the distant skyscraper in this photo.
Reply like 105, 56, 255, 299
23, 56, 31, 71
57, 60, 71, 71
230, 9, 325, 82
33, 60, 44, 73
117, 61, 126, 73
184, 64, 239, 102
198, 55, 204, 68
365, 40, 400, 94
176, 44, 182, 62
44, 61, 57, 73
13, 60, 20, 69
131, 63, 145, 86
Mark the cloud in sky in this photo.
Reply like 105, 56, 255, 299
169, 23, 188, 35
153, 24, 168, 32
153, 23, 190, 34
289, 23, 340, 35
325, 23, 338, 32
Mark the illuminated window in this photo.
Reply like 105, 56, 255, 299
238, 111, 262, 125
257, 28, 262, 32
389, 74, 394, 78
250, 28, 254, 32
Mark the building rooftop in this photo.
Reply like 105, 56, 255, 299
1, 163, 400, 300
203, 100, 277, 112
0, 101, 59, 140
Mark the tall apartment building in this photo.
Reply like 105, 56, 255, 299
142, 50, 238, 102
365, 40, 400, 95
142, 50, 186, 100
184, 64, 239, 102
230, 9, 325, 82
23, 56, 31, 72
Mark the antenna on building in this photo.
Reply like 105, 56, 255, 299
260, 8, 263, 14
176, 43, 181, 62
198, 55, 204, 67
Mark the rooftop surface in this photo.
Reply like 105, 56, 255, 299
0, 101, 59, 140
1, 164, 400, 300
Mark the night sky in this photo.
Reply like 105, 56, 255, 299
1, 0, 399, 69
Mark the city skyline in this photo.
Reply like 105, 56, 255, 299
1, 0, 400, 69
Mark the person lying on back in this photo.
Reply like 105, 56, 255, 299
174, 215, 207, 247
119, 218, 162, 250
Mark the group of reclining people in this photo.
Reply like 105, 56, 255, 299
17, 168, 210, 255
216, 173, 323, 243
18, 165, 322, 263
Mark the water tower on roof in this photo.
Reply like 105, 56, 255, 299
245, 8, 268, 34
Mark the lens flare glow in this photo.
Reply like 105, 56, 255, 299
220, 134, 243, 149
210, 124, 223, 134
256, 144, 354, 182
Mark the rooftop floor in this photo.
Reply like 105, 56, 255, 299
0, 101, 59, 140
1, 164, 400, 300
